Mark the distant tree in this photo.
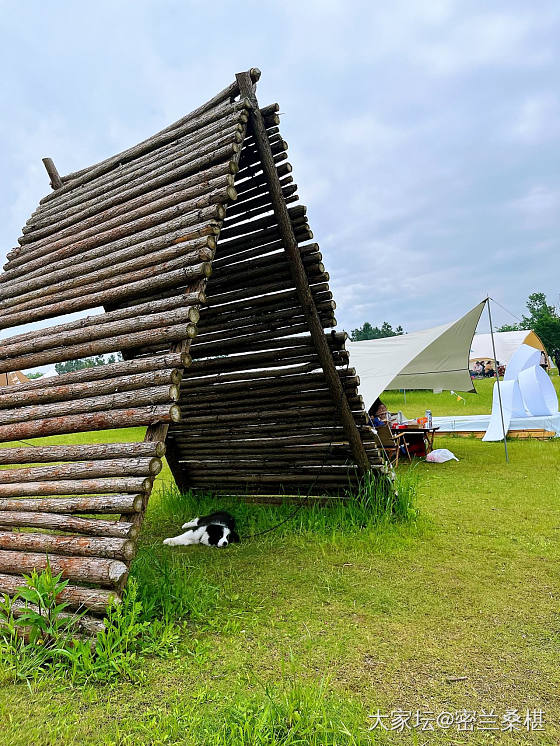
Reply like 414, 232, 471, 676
496, 292, 560, 353
55, 353, 123, 375
350, 321, 404, 341
26, 372, 44, 379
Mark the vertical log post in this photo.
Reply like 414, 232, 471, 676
42, 158, 63, 190
235, 69, 371, 473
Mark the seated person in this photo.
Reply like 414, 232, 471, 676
368, 397, 390, 428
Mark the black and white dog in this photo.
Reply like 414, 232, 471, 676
163, 511, 240, 548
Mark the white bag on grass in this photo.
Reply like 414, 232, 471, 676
426, 449, 458, 463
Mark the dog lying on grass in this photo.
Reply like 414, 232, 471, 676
163, 511, 240, 548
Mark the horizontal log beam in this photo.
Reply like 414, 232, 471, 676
0, 494, 143, 513
0, 532, 134, 561
0, 550, 128, 587
0, 572, 118, 612
0, 512, 138, 538
0, 442, 165, 464
0, 458, 161, 483
0, 405, 180, 442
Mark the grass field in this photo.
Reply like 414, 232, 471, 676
0, 382, 559, 744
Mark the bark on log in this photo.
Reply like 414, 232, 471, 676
0, 386, 179, 425
21, 167, 235, 248
0, 323, 197, 373
0, 572, 119, 612
9, 599, 105, 635
2, 203, 218, 290
0, 370, 182, 409
0, 512, 137, 538
0, 532, 134, 561
36, 125, 241, 218
0, 404, 180, 442
0, 494, 144, 513
42, 158, 62, 189
0, 551, 128, 587
236, 71, 370, 473
0, 442, 165, 464
56, 94, 251, 187
0, 458, 161, 483
27, 141, 238, 244
0, 476, 152, 497
1, 305, 199, 360
0, 294, 203, 350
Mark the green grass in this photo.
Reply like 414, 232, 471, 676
382, 372, 560, 417
0, 384, 559, 743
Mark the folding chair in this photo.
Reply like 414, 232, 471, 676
372, 425, 411, 467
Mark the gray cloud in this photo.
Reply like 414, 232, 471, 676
1, 0, 559, 353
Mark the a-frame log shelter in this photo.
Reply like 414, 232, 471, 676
0, 69, 387, 632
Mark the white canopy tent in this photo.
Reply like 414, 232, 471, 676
470, 330, 549, 368
347, 301, 486, 409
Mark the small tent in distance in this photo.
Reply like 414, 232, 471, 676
470, 330, 550, 370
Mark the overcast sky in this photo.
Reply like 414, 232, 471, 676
1, 0, 559, 349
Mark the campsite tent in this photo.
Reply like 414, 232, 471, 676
347, 301, 486, 409
470, 330, 549, 369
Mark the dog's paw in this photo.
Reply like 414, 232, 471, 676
162, 538, 175, 546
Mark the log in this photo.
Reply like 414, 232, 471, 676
0, 476, 152, 497
0, 370, 182, 409
0, 442, 165, 464
9, 600, 105, 635
0, 572, 118, 613
56, 93, 252, 186
0, 323, 197, 373
0, 494, 144, 513
0, 458, 161, 483
0, 404, 180, 442
21, 167, 235, 248
2, 205, 218, 292
0, 551, 128, 587
0, 512, 138, 538
0, 386, 179, 426
2, 233, 214, 302
0, 264, 212, 330
1, 306, 199, 360
42, 158, 62, 189
0, 532, 134, 561
27, 140, 238, 245
0, 294, 204, 350
236, 71, 371, 473
9, 192, 222, 289
35, 125, 241, 218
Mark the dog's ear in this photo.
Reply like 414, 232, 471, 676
229, 530, 241, 543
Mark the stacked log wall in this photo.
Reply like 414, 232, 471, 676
0, 69, 386, 627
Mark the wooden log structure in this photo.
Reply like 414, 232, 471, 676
0, 68, 387, 629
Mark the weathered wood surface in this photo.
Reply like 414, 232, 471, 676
0, 386, 179, 425
0, 572, 119, 613
0, 458, 160, 483
0, 323, 197, 372
0, 370, 181, 409
0, 404, 180, 442
0, 551, 128, 586
0, 442, 165, 464
0, 476, 152, 497
0, 511, 138, 538
9, 599, 105, 635
0, 532, 134, 561
0, 494, 143, 513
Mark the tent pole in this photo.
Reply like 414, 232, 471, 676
403, 389, 406, 405
487, 297, 509, 463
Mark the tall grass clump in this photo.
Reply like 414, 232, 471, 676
0, 568, 178, 685
203, 679, 374, 746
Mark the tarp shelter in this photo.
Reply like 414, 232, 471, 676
347, 301, 486, 409
470, 330, 549, 368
